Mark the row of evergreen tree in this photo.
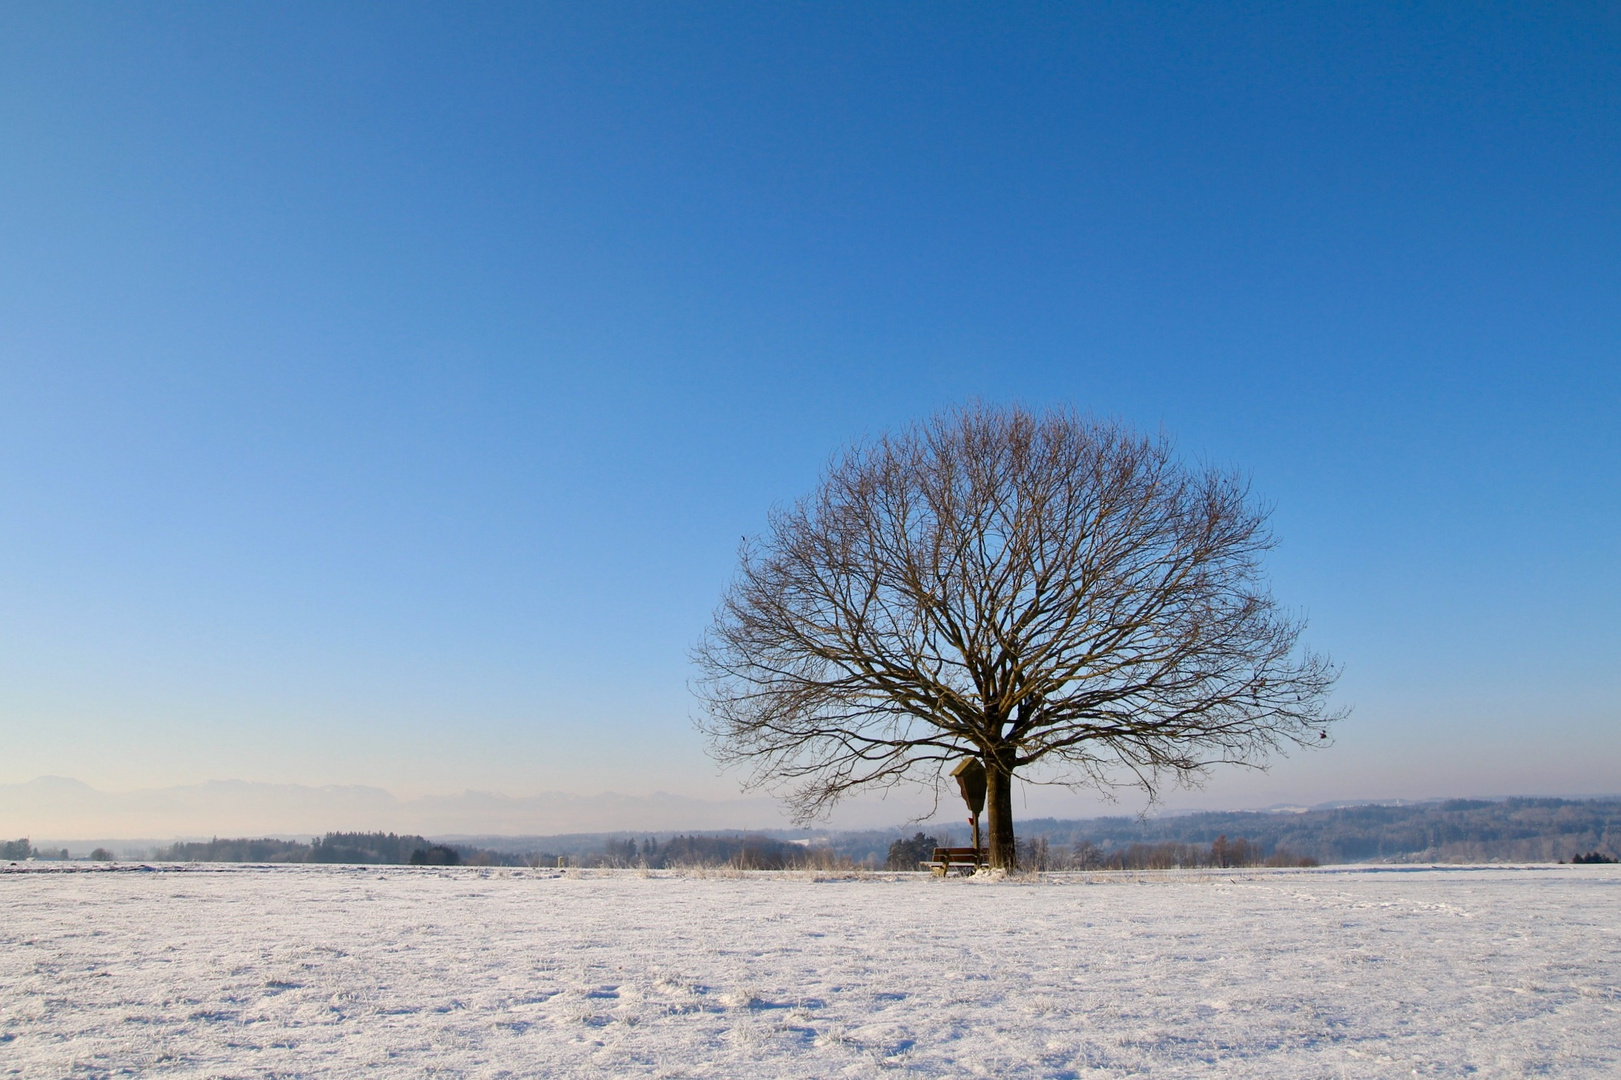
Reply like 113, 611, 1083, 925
1568, 851, 1618, 864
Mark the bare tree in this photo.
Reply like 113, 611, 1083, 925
694, 404, 1342, 869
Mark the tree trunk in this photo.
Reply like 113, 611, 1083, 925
985, 751, 1017, 871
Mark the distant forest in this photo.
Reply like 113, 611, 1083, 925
982, 796, 1621, 868
155, 832, 829, 870
376, 797, 1621, 869
435, 798, 1621, 870
143, 833, 516, 866
5, 797, 1618, 869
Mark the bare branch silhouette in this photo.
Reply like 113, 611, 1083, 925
694, 403, 1342, 869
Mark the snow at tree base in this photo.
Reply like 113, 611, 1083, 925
3, 864, 1617, 1077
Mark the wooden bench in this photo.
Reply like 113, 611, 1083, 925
924, 847, 987, 876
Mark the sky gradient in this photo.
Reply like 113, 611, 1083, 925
2, 3, 1617, 834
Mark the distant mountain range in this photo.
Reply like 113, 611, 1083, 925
0, 776, 785, 841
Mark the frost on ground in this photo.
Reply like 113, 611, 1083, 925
1, 864, 1617, 1078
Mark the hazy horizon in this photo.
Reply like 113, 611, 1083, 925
7, 774, 1619, 845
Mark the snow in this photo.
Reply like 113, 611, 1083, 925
2, 864, 1617, 1077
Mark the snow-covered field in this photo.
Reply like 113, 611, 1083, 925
2, 864, 1617, 1078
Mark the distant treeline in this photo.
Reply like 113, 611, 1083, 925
2, 839, 69, 861
3, 832, 834, 869
148, 833, 527, 867
7, 797, 1618, 869
580, 834, 840, 869
799, 797, 1621, 868
155, 837, 308, 863
883, 832, 1317, 871
982, 797, 1621, 866
148, 832, 836, 869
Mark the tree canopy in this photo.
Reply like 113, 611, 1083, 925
695, 404, 1342, 868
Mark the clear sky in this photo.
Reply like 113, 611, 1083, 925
2, 3, 1617, 832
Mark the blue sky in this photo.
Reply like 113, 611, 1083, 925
1, 3, 1616, 829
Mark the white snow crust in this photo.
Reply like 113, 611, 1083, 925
2, 863, 1617, 1077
